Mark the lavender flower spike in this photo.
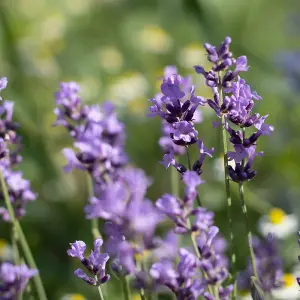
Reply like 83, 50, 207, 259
67, 237, 110, 286
0, 262, 38, 299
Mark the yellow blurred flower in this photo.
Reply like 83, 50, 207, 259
97, 46, 124, 73
178, 43, 207, 68
61, 294, 86, 300
138, 25, 172, 54
237, 290, 252, 300
107, 72, 149, 104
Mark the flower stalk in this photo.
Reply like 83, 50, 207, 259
219, 74, 237, 299
121, 276, 131, 300
0, 168, 48, 300
238, 182, 259, 278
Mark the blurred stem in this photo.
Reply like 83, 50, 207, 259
185, 146, 202, 206
136, 260, 146, 300
96, 283, 105, 300
239, 183, 259, 279
121, 276, 131, 300
12, 226, 23, 300
218, 73, 237, 300
0, 169, 48, 300
170, 165, 179, 197
11, 225, 20, 265
87, 175, 101, 239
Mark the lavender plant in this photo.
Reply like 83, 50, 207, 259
54, 37, 281, 300
193, 37, 275, 298
67, 237, 110, 299
0, 77, 47, 299
1, 40, 283, 300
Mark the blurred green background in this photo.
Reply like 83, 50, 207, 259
0, 0, 300, 299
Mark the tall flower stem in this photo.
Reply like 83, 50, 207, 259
11, 225, 20, 265
185, 146, 202, 206
170, 165, 179, 197
96, 283, 105, 300
0, 169, 48, 300
238, 182, 259, 279
121, 276, 131, 300
87, 175, 101, 239
218, 74, 237, 300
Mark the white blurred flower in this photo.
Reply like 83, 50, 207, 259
258, 208, 298, 239
97, 46, 124, 73
178, 43, 207, 68
61, 294, 86, 300
0, 239, 13, 261
107, 72, 148, 104
272, 274, 299, 300
138, 25, 172, 54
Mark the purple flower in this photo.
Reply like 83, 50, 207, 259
254, 115, 274, 136
238, 234, 283, 293
54, 82, 127, 184
150, 249, 209, 300
156, 194, 182, 216
0, 262, 37, 299
153, 230, 179, 260
193, 37, 274, 181
192, 208, 215, 231
67, 240, 86, 260
234, 56, 249, 74
150, 259, 179, 290
170, 121, 198, 145
182, 171, 204, 204
0, 79, 36, 221
67, 237, 110, 286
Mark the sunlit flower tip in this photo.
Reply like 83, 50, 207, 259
272, 274, 299, 300
258, 208, 298, 239
0, 239, 13, 260
61, 294, 86, 300
237, 290, 252, 300
132, 294, 141, 300
0, 77, 8, 94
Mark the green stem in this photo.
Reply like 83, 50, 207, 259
185, 146, 202, 206
87, 175, 101, 239
238, 182, 259, 278
11, 225, 20, 265
0, 170, 48, 300
12, 228, 23, 300
121, 276, 131, 300
219, 74, 237, 300
97, 284, 105, 300
170, 165, 179, 197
